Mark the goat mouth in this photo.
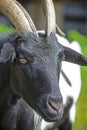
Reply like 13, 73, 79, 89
37, 104, 64, 122
38, 108, 63, 122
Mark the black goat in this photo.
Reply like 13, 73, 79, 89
0, 0, 87, 130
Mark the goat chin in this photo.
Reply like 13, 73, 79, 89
36, 31, 81, 130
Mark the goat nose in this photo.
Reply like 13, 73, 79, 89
48, 100, 62, 112
48, 97, 63, 113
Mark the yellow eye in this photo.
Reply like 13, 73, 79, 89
19, 58, 27, 64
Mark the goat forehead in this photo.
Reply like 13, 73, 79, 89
17, 32, 63, 62
20, 44, 61, 66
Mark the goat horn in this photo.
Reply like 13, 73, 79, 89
13, 0, 38, 37
56, 24, 65, 37
42, 0, 56, 36
0, 0, 33, 37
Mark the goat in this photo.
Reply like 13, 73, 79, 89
0, 0, 87, 130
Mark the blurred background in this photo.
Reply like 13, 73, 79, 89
0, 0, 87, 130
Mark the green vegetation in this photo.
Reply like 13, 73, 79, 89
68, 30, 87, 130
0, 24, 15, 34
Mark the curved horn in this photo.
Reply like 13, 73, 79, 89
0, 0, 33, 37
42, 0, 65, 37
13, 0, 38, 36
42, 0, 56, 36
56, 24, 65, 37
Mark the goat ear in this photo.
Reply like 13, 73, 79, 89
0, 42, 16, 63
63, 46, 87, 66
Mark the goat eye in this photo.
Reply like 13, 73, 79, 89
18, 58, 28, 64
18, 57, 33, 64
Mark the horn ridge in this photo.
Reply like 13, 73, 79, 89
0, 0, 32, 37
14, 0, 38, 37
42, 0, 56, 36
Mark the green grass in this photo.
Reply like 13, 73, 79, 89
0, 24, 15, 34
68, 30, 87, 130
73, 67, 87, 130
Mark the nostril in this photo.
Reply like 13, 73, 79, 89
48, 100, 62, 112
